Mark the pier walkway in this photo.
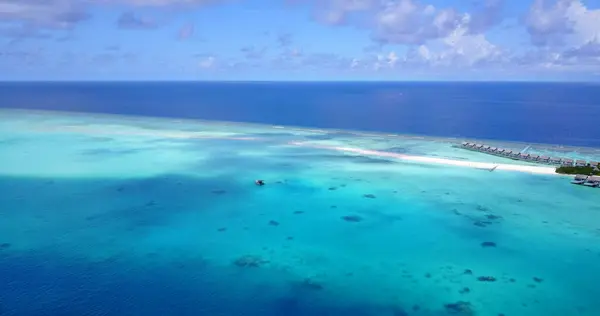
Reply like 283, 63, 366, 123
458, 142, 599, 168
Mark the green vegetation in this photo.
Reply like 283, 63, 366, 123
555, 166, 600, 175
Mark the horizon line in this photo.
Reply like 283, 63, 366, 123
0, 79, 599, 84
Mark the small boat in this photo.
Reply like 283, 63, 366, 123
571, 175, 588, 185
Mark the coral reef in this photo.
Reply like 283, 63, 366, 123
477, 276, 497, 282
444, 301, 474, 315
341, 215, 363, 222
233, 255, 269, 268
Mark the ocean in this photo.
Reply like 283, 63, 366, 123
1, 82, 600, 316
1, 81, 599, 147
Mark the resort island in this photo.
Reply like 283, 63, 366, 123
459, 142, 600, 187
555, 165, 600, 176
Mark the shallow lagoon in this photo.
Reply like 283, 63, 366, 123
1, 110, 599, 316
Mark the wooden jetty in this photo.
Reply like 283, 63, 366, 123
458, 142, 599, 168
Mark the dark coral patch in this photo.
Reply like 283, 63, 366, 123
211, 189, 227, 195
463, 269, 473, 275
476, 205, 489, 212
533, 277, 543, 283
363, 194, 376, 198
481, 241, 497, 248
217, 227, 227, 232
328, 187, 337, 191
268, 220, 280, 226
233, 255, 269, 268
477, 276, 497, 282
341, 215, 363, 222
444, 301, 474, 315
459, 287, 471, 294
0, 243, 10, 249
297, 278, 324, 290
473, 221, 493, 227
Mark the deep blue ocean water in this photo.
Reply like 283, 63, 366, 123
1, 81, 599, 147
2, 84, 600, 316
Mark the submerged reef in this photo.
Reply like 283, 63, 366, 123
444, 301, 474, 315
233, 255, 269, 268
477, 276, 497, 282
341, 215, 363, 222
481, 241, 497, 248
294, 278, 324, 291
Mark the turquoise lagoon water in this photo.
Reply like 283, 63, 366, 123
1, 109, 600, 316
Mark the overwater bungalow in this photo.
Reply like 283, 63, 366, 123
549, 157, 562, 165
562, 159, 574, 166
575, 160, 587, 167
572, 175, 588, 185
583, 176, 600, 187
456, 141, 589, 169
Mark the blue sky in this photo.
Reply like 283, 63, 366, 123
1, 0, 599, 81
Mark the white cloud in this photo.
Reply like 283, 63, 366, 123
522, 0, 600, 68
312, 0, 377, 25
199, 56, 216, 68
525, 0, 600, 47
0, 0, 89, 30
92, 0, 226, 7
305, 0, 505, 45
373, 0, 464, 44
0, 0, 226, 37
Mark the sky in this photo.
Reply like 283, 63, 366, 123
0, 0, 599, 81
